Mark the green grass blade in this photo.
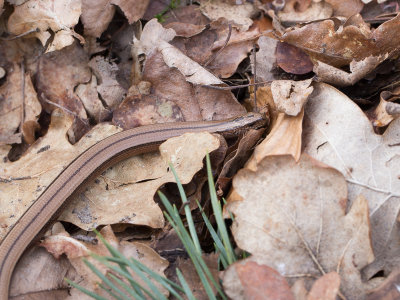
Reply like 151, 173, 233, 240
83, 259, 131, 300
107, 272, 142, 299
197, 200, 229, 268
91, 254, 160, 300
163, 211, 220, 300
65, 278, 108, 300
167, 164, 202, 254
104, 256, 185, 297
176, 269, 197, 300
98, 283, 124, 300
206, 154, 236, 264
93, 230, 146, 297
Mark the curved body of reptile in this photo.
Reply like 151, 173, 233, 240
0, 112, 265, 299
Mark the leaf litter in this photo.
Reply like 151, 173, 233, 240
1, 0, 400, 298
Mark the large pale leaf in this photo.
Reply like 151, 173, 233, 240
303, 83, 400, 273
227, 155, 373, 300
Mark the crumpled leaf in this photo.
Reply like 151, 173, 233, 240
278, 0, 333, 23
134, 19, 223, 85
369, 90, 400, 128
366, 268, 400, 300
75, 75, 112, 123
271, 79, 313, 116
0, 63, 41, 144
141, 51, 246, 122
170, 17, 270, 79
36, 42, 91, 143
227, 154, 374, 300
88, 56, 127, 109
302, 82, 400, 274
39, 224, 168, 298
281, 13, 400, 68
7, 0, 83, 52
199, 0, 257, 31
221, 260, 295, 300
313, 55, 388, 87
81, 0, 149, 37
244, 111, 303, 171
10, 239, 77, 298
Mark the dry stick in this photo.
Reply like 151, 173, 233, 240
19, 62, 26, 136
252, 44, 258, 112
203, 24, 232, 67
43, 96, 89, 126
201, 80, 272, 90
0, 28, 39, 41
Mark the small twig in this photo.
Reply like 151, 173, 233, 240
346, 178, 397, 196
19, 62, 26, 136
203, 24, 232, 67
0, 176, 32, 183
43, 96, 89, 126
252, 44, 258, 112
284, 273, 317, 278
201, 80, 272, 90
0, 28, 40, 41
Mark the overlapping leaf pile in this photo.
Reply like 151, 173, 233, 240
1, 0, 400, 298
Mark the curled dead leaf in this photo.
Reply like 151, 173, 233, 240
7, 0, 83, 51
271, 79, 313, 116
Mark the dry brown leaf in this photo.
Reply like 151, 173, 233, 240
88, 56, 127, 109
313, 55, 388, 87
369, 90, 400, 128
7, 0, 83, 52
112, 94, 184, 129
307, 272, 340, 300
221, 260, 295, 300
227, 154, 374, 300
134, 19, 223, 86
199, 0, 257, 31
59, 130, 221, 230
10, 243, 77, 298
142, 52, 246, 122
243, 111, 303, 172
81, 0, 149, 37
366, 268, 400, 300
281, 13, 400, 68
76, 75, 112, 123
271, 79, 313, 116
36, 42, 91, 142
111, 0, 149, 23
0, 63, 41, 145
326, 0, 363, 17
276, 42, 314, 75
81, 0, 116, 38
171, 17, 268, 79
176, 253, 219, 299
0, 110, 121, 240
217, 127, 265, 194
252, 36, 278, 82
39, 224, 168, 299
302, 82, 400, 275
278, 0, 333, 23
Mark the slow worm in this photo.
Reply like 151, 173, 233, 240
0, 112, 266, 298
